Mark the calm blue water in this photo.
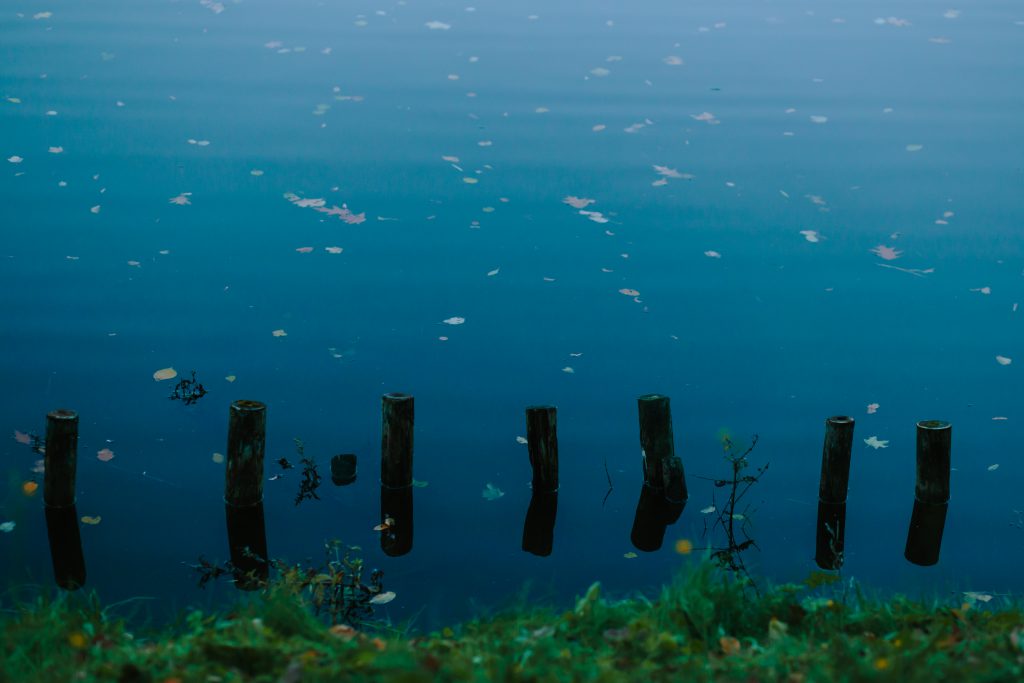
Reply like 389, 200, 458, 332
2, 0, 1022, 627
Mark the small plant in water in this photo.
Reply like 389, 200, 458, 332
168, 369, 207, 405
701, 433, 767, 591
292, 437, 322, 505
187, 540, 387, 627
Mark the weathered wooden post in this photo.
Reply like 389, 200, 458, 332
526, 406, 558, 493
815, 416, 853, 570
381, 393, 413, 489
42, 408, 87, 590
635, 394, 687, 536
905, 420, 951, 566
331, 453, 358, 486
43, 409, 78, 508
225, 400, 267, 507
223, 400, 269, 589
818, 416, 854, 504
381, 393, 414, 556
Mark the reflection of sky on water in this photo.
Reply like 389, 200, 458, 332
1, 1, 1022, 627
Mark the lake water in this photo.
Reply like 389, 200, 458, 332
1, 0, 1022, 628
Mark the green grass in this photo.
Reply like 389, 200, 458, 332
2, 562, 1023, 683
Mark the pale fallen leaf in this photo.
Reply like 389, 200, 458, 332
224, 375, 236, 383
482, 482, 505, 500
516, 436, 528, 444
561, 366, 575, 374
799, 230, 821, 243
153, 367, 178, 381
369, 591, 396, 605
987, 464, 1000, 471
864, 436, 889, 449
810, 115, 828, 124
325, 246, 343, 254
562, 196, 595, 209
272, 329, 288, 337
996, 356, 1012, 366
0, 521, 14, 533
704, 250, 722, 259
623, 551, 638, 559
80, 516, 102, 525
425, 20, 451, 30
97, 448, 115, 462
169, 193, 192, 206
442, 316, 465, 325
867, 403, 880, 414
212, 452, 225, 463
871, 245, 902, 260
619, 288, 640, 297
700, 505, 716, 514
295, 247, 314, 253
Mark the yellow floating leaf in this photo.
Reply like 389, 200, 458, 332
22, 481, 38, 496
224, 375, 236, 383
153, 367, 178, 381
80, 516, 102, 525
674, 539, 693, 555
623, 552, 638, 559
272, 329, 288, 337
211, 452, 225, 464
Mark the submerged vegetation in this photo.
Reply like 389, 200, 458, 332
3, 558, 1023, 682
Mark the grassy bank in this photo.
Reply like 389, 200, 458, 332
2, 562, 1022, 683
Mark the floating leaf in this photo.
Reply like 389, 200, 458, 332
623, 552, 638, 559
22, 481, 38, 496
0, 521, 14, 533
212, 452, 225, 464
153, 367, 178, 381
987, 464, 1000, 471
411, 479, 429, 488
224, 375, 236, 383
272, 329, 288, 337
369, 591, 396, 605
804, 570, 841, 589
864, 436, 889, 449
700, 505, 716, 514
867, 403, 880, 414
13, 430, 31, 445
515, 436, 528, 444
996, 356, 1012, 366
96, 448, 115, 462
674, 539, 693, 555
482, 482, 504, 501
619, 288, 640, 297
442, 317, 465, 325
80, 516, 102, 525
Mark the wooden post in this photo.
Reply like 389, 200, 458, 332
225, 400, 266, 507
638, 394, 687, 502
526, 406, 558, 493
43, 409, 78, 508
915, 420, 951, 504
381, 393, 414, 489
638, 395, 671, 489
818, 416, 854, 504
905, 420, 951, 566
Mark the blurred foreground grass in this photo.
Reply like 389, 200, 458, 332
2, 561, 1023, 683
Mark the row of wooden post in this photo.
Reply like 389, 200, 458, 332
36, 396, 951, 591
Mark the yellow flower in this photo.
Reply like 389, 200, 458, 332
68, 632, 87, 649
874, 657, 890, 671
674, 539, 694, 555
